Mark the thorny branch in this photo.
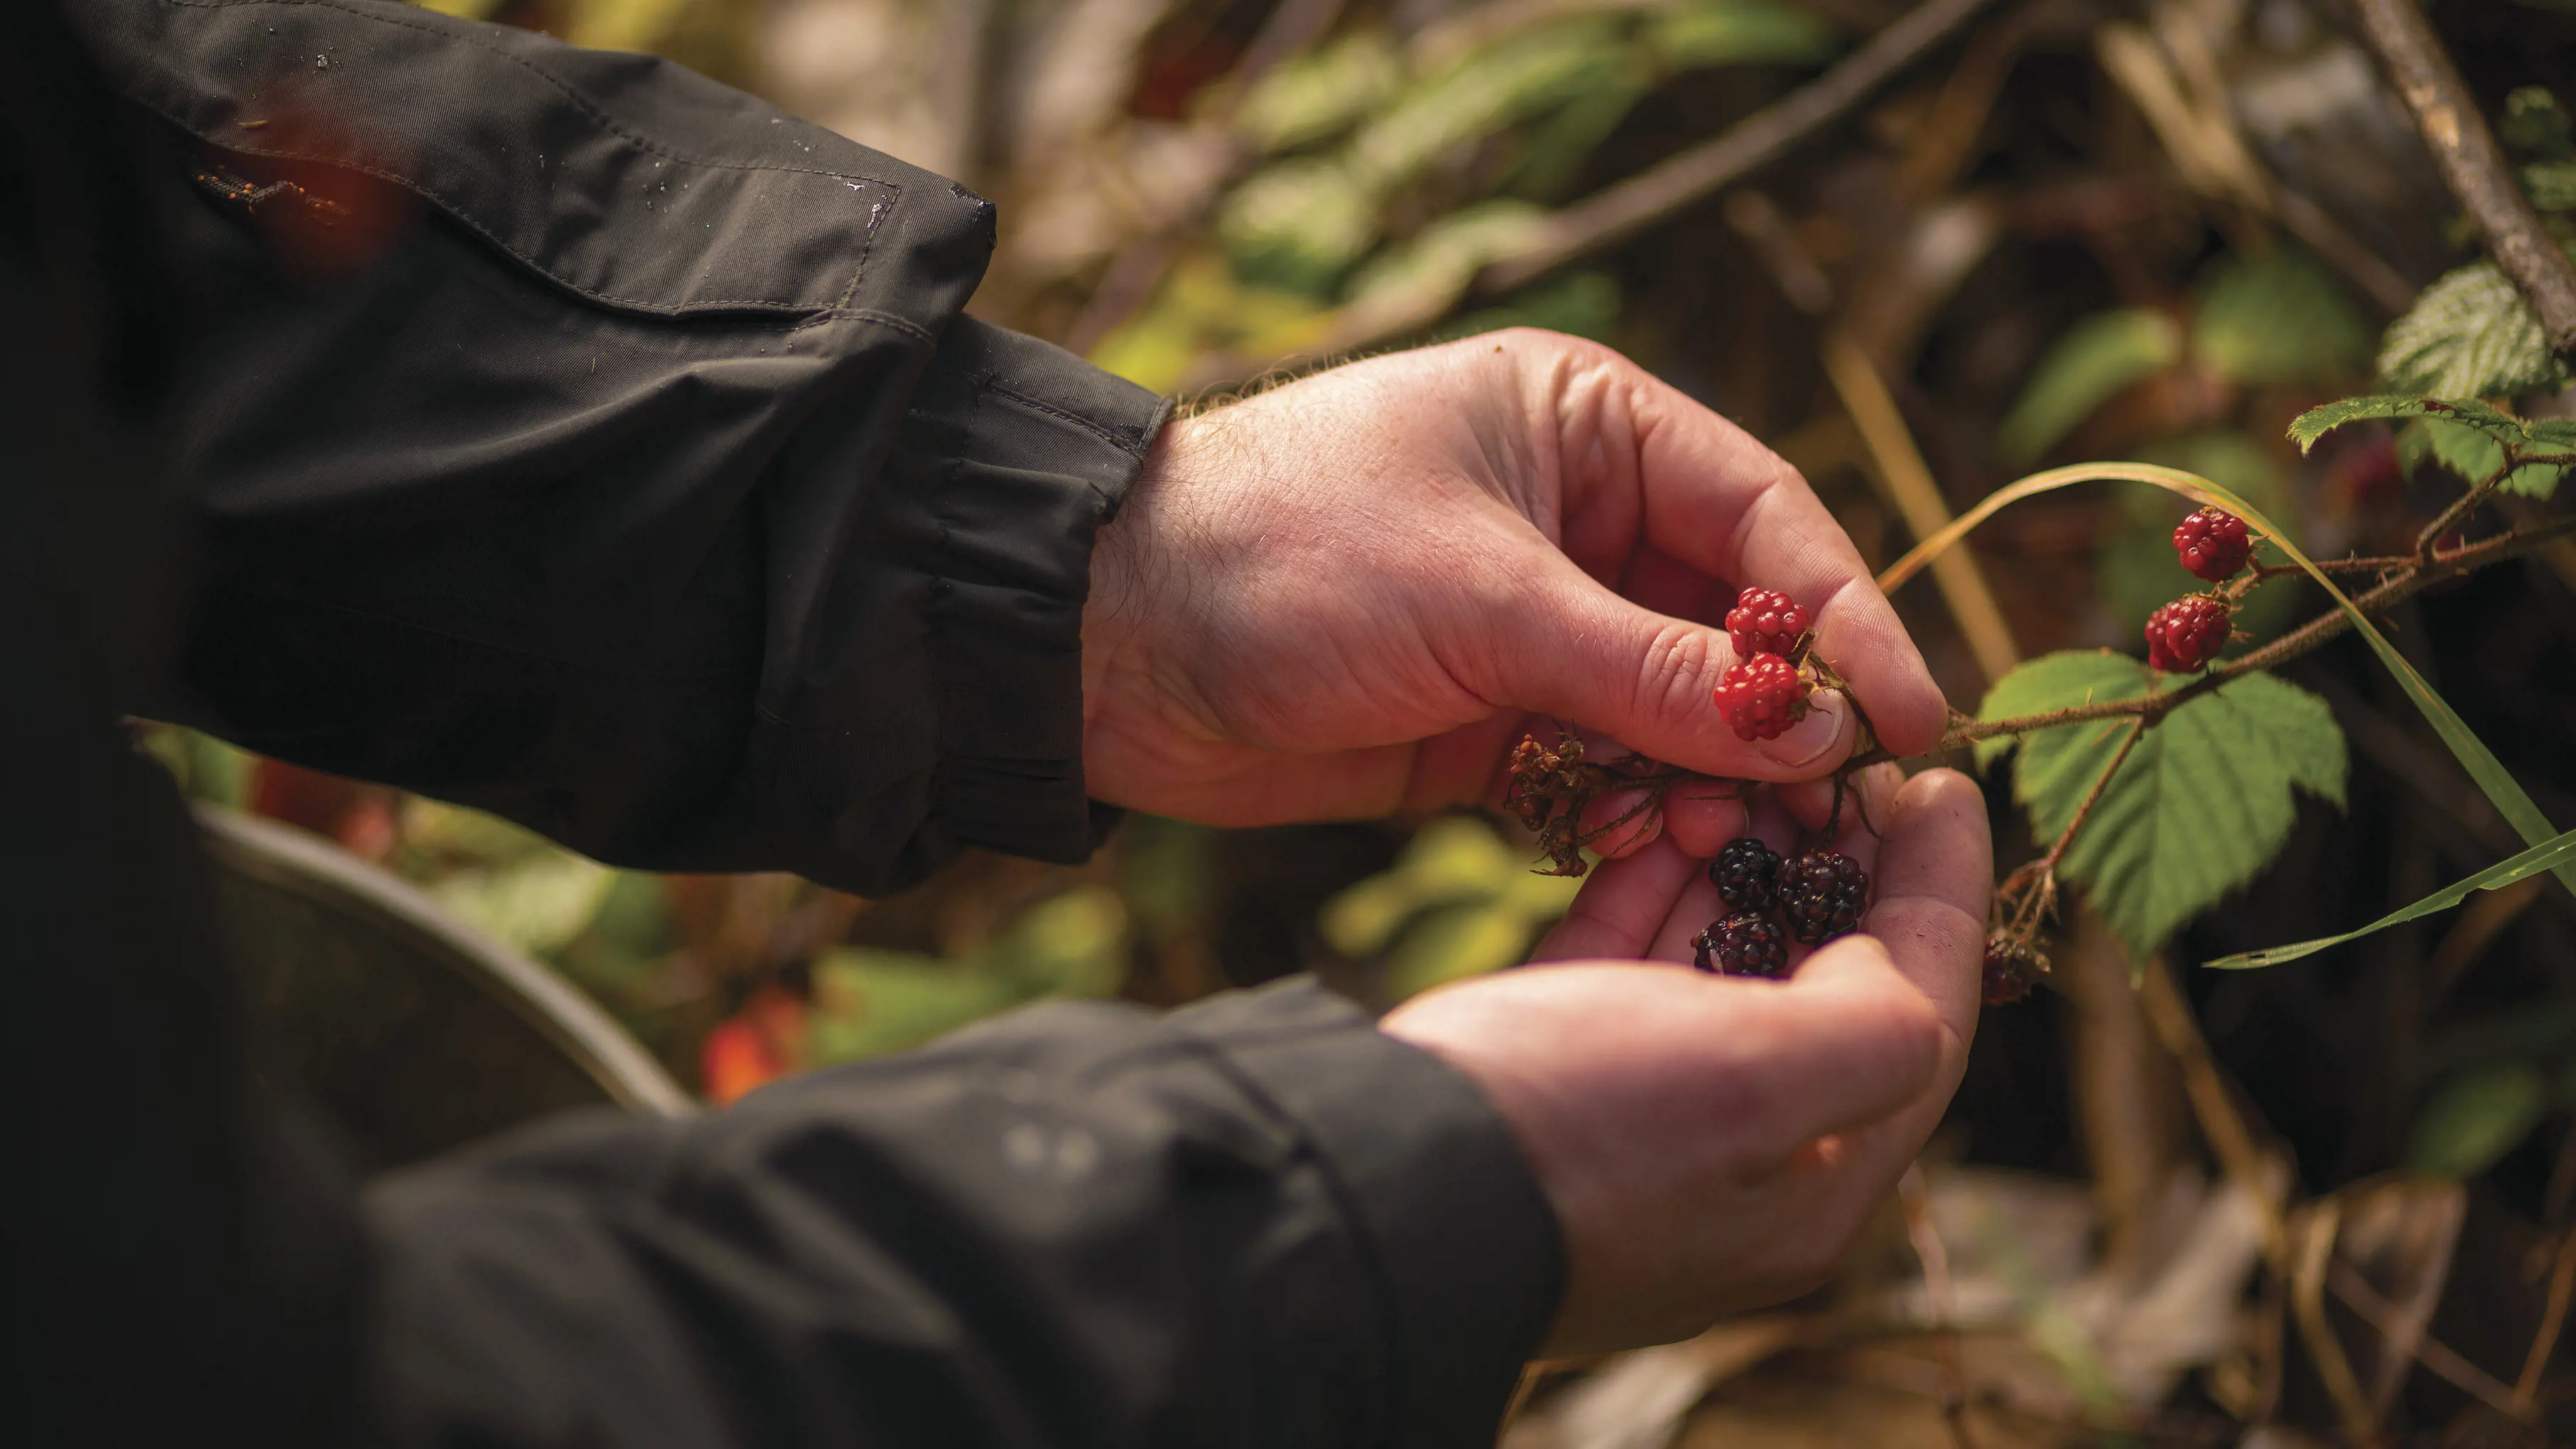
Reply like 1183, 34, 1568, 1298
2348, 0, 2576, 362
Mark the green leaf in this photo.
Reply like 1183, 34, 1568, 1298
2288, 394, 2534, 452
1237, 31, 1404, 153
1650, 0, 1839, 70
1893, 459, 2576, 904
2396, 418, 2568, 499
2502, 87, 2574, 162
1998, 310, 2185, 464
1979, 653, 2347, 962
2207, 823, 2576, 970
1385, 901, 1543, 1000
1217, 158, 1381, 294
2378, 256, 2574, 399
2192, 250, 2370, 386
1348, 21, 1630, 190
2525, 161, 2576, 213
2407, 1063, 2548, 1178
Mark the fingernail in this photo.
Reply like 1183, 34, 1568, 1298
1755, 689, 1849, 769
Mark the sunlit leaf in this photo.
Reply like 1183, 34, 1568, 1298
1998, 310, 2185, 464
1348, 21, 1629, 189
2208, 823, 2576, 970
2287, 394, 2532, 452
2395, 418, 2567, 499
1978, 653, 2346, 961
1236, 31, 1404, 153
1218, 158, 1381, 294
430, 854, 616, 955
1385, 901, 1542, 1000
2407, 1063, 2547, 1178
2378, 257, 2573, 399
2192, 250, 2369, 387
1650, 0, 1839, 70
1887, 460, 2576, 903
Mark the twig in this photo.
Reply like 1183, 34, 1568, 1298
2295, 1203, 2384, 1446
2349, 0, 2576, 360
1898, 1163, 1977, 1449
2516, 1227, 2576, 1410
2328, 1260, 2533, 1423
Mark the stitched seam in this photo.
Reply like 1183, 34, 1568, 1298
923, 374, 983, 825
149, 0, 902, 313
985, 382, 1151, 460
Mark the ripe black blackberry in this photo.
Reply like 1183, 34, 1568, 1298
1777, 850, 1868, 945
1708, 836, 1782, 913
1694, 911, 1790, 978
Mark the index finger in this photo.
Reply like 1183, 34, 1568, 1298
1618, 364, 1947, 756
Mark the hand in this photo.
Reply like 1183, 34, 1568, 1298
1080, 330, 1945, 829
1380, 766, 1990, 1355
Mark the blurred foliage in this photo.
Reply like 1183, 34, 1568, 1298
1319, 815, 1581, 1001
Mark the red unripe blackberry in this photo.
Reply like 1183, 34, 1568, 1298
2145, 595, 2231, 673
2172, 507, 2251, 581
1694, 911, 1790, 978
1982, 938, 2037, 1005
1777, 850, 1868, 945
1714, 653, 1807, 741
1726, 587, 1811, 660
1709, 835, 1782, 913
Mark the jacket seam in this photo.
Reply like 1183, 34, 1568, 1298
984, 381, 1152, 462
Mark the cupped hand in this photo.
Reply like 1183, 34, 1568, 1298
1380, 766, 1990, 1355
1080, 330, 1944, 827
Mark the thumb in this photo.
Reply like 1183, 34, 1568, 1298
1500, 560, 1857, 780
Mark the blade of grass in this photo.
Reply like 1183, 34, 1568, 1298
1881, 462, 2576, 899
2207, 824, 2576, 970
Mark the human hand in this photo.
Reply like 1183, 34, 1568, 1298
1379, 766, 1989, 1355
1079, 330, 1944, 829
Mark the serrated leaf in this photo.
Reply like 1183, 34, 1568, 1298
1999, 310, 2185, 463
2407, 1063, 2547, 1178
2193, 250, 2369, 386
2395, 418, 2567, 499
2379, 257, 2574, 399
1983, 658, 2347, 962
2209, 823, 2576, 970
2288, 394, 2533, 452
1890, 460, 2576, 905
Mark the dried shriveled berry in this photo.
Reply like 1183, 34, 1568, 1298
1709, 836, 1782, 913
1726, 587, 1811, 660
1694, 911, 1790, 977
1777, 850, 1868, 945
1981, 937, 2046, 1005
2145, 595, 2231, 673
1714, 653, 1808, 742
2172, 507, 2251, 582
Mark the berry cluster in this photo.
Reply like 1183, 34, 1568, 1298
1690, 835, 1869, 978
1714, 587, 1813, 742
2143, 507, 2247, 673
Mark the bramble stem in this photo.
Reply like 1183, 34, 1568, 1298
2415, 462, 2511, 562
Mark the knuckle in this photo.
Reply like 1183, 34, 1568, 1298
1633, 622, 1719, 727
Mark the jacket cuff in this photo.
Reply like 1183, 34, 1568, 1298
884, 318, 1169, 867
1172, 979, 1567, 1449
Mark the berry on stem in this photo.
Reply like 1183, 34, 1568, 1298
2145, 595, 2231, 673
1726, 587, 1810, 660
1777, 850, 1868, 945
1694, 911, 1790, 978
1714, 653, 1807, 741
1709, 836, 1782, 913
2172, 506, 2251, 581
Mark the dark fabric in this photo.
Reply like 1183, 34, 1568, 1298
369, 979, 1562, 1449
10, 4, 1566, 1448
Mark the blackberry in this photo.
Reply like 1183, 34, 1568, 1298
1713, 653, 1808, 742
1709, 836, 1782, 912
1693, 911, 1790, 977
1982, 937, 2044, 1005
1777, 850, 1868, 945
1726, 586, 1811, 660
2172, 507, 2251, 582
2145, 594, 2231, 673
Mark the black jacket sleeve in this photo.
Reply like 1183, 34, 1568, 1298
74, 0, 1167, 895
367, 979, 1565, 1448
